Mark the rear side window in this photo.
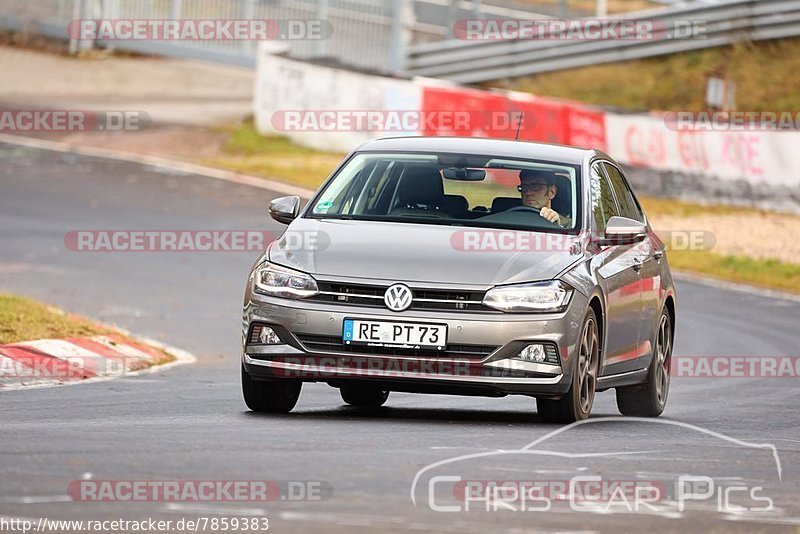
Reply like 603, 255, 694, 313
603, 163, 644, 223
590, 163, 619, 232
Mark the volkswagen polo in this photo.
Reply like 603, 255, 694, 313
241, 137, 676, 423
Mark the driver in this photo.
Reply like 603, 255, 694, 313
518, 169, 572, 227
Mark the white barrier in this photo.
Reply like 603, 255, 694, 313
255, 45, 421, 153
605, 113, 800, 188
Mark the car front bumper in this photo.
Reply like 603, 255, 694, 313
241, 286, 588, 398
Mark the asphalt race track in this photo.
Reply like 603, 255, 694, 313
1, 143, 799, 532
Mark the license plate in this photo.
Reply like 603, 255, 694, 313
343, 319, 447, 350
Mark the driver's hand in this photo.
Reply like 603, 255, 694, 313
539, 207, 561, 225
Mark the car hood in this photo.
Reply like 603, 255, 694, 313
268, 218, 583, 287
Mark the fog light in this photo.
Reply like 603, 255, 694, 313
258, 326, 282, 345
518, 344, 546, 362
516, 343, 560, 365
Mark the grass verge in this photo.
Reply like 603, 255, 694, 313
0, 294, 175, 364
201, 121, 344, 191
667, 252, 800, 295
0, 294, 112, 345
498, 38, 800, 113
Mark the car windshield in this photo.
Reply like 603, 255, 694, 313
306, 151, 581, 232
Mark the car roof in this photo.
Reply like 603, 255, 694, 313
355, 136, 599, 165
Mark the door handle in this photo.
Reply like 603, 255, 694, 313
652, 250, 664, 261
632, 257, 644, 271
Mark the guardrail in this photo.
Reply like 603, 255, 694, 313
406, 0, 800, 83
0, 0, 410, 71
0, 0, 554, 73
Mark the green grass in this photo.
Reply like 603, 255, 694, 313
202, 121, 344, 190
499, 39, 800, 113
0, 294, 175, 364
638, 196, 772, 218
0, 294, 111, 345
667, 251, 800, 294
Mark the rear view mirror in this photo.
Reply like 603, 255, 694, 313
268, 196, 301, 224
442, 167, 486, 181
601, 216, 647, 245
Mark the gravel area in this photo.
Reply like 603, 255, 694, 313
650, 213, 800, 265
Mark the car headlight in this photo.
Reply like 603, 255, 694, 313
253, 262, 318, 299
483, 280, 573, 313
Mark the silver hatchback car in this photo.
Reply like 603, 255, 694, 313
241, 137, 676, 422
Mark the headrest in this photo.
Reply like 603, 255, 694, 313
395, 164, 445, 206
491, 197, 522, 213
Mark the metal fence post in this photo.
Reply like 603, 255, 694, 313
388, 0, 413, 74
171, 0, 182, 20
315, 0, 329, 58
69, 0, 92, 54
101, 0, 116, 53
472, 0, 483, 21
447, 0, 458, 37
241, 0, 255, 53
57, 0, 69, 21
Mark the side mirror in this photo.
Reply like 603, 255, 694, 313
600, 216, 647, 246
268, 196, 301, 225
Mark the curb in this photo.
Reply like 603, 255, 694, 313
0, 133, 316, 199
0, 333, 196, 391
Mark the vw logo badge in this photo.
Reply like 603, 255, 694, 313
384, 284, 413, 312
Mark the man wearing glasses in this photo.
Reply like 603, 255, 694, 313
517, 169, 572, 228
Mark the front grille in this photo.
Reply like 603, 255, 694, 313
295, 333, 498, 361
310, 282, 495, 312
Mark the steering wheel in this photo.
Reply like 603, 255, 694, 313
506, 206, 542, 215
504, 205, 561, 228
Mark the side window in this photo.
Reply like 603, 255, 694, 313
590, 163, 619, 232
603, 163, 644, 223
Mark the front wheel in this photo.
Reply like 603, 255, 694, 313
241, 365, 301, 413
616, 309, 672, 417
537, 308, 599, 423
340, 386, 389, 407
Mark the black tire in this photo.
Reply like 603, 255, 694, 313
538, 308, 599, 424
616, 309, 672, 417
241, 365, 301, 413
340, 386, 390, 407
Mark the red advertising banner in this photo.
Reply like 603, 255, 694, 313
419, 85, 605, 149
